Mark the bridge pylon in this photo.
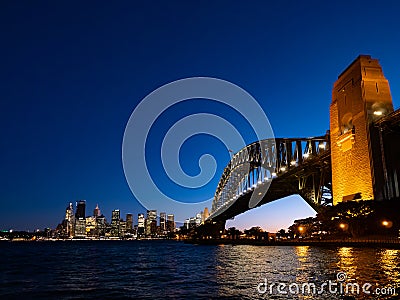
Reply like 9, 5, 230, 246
330, 55, 394, 204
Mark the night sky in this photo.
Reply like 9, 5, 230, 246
1, 1, 400, 231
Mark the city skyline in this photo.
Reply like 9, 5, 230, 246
2, 1, 400, 231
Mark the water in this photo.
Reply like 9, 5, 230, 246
1, 241, 399, 299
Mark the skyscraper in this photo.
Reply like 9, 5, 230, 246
167, 214, 175, 233
160, 212, 166, 234
137, 213, 145, 237
75, 200, 86, 219
126, 213, 133, 234
74, 200, 86, 238
111, 209, 120, 237
146, 210, 157, 237
65, 202, 74, 238
93, 204, 101, 217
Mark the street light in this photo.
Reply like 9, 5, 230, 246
382, 220, 392, 228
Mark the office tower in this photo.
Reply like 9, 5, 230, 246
160, 212, 166, 233
74, 200, 86, 237
74, 218, 86, 238
86, 216, 97, 237
93, 204, 101, 217
146, 210, 157, 236
126, 213, 133, 233
111, 209, 120, 237
75, 200, 86, 219
65, 202, 74, 238
120, 219, 126, 237
137, 213, 145, 237
167, 214, 175, 233
96, 215, 107, 237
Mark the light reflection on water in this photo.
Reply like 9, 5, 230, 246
1, 241, 399, 299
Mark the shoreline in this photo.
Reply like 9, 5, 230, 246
185, 238, 400, 249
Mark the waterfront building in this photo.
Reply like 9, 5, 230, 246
146, 210, 157, 236
74, 200, 86, 237
96, 214, 107, 237
126, 213, 133, 233
167, 214, 175, 232
111, 209, 120, 237
75, 200, 86, 219
120, 219, 126, 237
64, 202, 74, 238
74, 218, 86, 238
93, 204, 101, 218
160, 212, 166, 234
137, 213, 145, 237
85, 216, 97, 237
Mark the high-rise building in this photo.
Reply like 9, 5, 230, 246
111, 209, 120, 237
75, 200, 86, 219
137, 213, 145, 237
96, 215, 107, 237
167, 214, 175, 233
64, 202, 74, 238
126, 213, 133, 233
160, 212, 166, 233
74, 200, 86, 238
146, 210, 157, 236
86, 216, 97, 237
74, 218, 86, 238
93, 204, 101, 217
120, 219, 126, 237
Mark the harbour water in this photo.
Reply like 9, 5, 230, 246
1, 240, 399, 299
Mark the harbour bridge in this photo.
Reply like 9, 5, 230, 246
207, 55, 400, 224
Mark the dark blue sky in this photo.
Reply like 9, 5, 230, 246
1, 1, 400, 230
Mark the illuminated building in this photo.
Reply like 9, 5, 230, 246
93, 204, 101, 218
126, 213, 133, 234
74, 200, 86, 238
111, 209, 120, 237
137, 213, 145, 237
146, 210, 157, 236
85, 216, 97, 237
74, 218, 86, 238
167, 214, 175, 233
64, 202, 74, 238
160, 212, 166, 234
75, 200, 86, 219
120, 219, 126, 237
330, 55, 394, 204
96, 214, 107, 237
